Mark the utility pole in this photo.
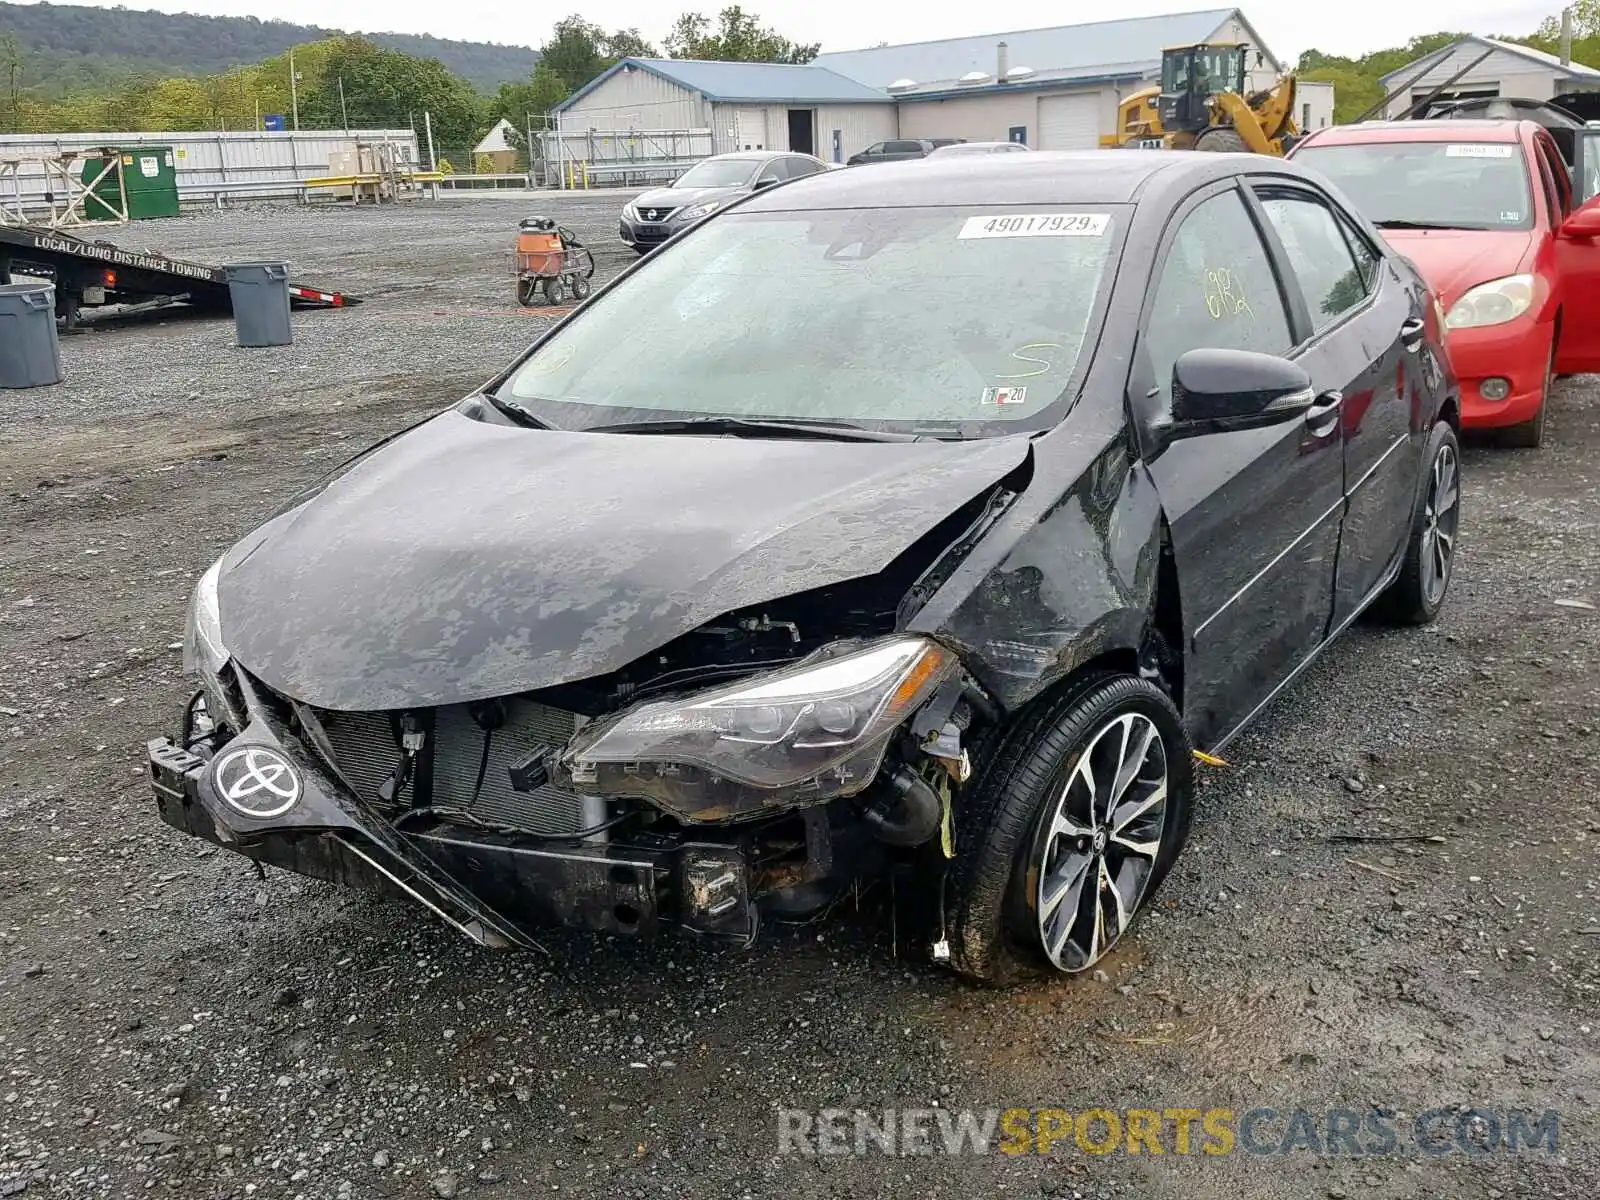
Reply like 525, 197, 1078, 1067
289, 49, 300, 130
424, 110, 436, 173
527, 110, 536, 185
338, 76, 349, 131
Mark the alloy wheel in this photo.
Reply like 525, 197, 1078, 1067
1420, 443, 1460, 606
1035, 712, 1169, 972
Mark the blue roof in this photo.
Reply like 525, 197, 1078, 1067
556, 58, 894, 111
813, 9, 1252, 92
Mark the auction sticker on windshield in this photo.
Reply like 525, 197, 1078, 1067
1444, 144, 1515, 158
958, 213, 1110, 239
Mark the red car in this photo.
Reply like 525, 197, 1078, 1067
1290, 119, 1600, 446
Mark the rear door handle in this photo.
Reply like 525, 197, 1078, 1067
1305, 389, 1343, 437
1400, 316, 1426, 351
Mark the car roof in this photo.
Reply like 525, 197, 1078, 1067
702, 151, 787, 163
1301, 119, 1532, 147
740, 150, 1298, 209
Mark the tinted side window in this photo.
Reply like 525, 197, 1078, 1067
1145, 189, 1293, 403
1334, 211, 1379, 291
785, 156, 822, 178
887, 141, 923, 153
1259, 192, 1366, 334
757, 161, 783, 185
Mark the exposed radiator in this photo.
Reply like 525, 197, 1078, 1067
314, 700, 603, 837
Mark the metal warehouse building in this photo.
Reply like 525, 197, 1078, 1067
812, 7, 1284, 150
549, 8, 1301, 177
549, 58, 897, 173
1376, 35, 1600, 118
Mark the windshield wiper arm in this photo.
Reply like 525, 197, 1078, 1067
481, 391, 555, 429
580, 415, 927, 442
1373, 219, 1460, 230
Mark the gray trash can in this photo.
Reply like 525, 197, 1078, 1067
0, 282, 63, 389
224, 261, 292, 348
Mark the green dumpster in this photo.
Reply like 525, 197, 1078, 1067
81, 146, 180, 220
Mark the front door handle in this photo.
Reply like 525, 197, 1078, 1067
1400, 316, 1426, 352
1304, 389, 1343, 437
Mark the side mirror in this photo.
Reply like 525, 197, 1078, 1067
1167, 348, 1315, 437
753, 175, 780, 190
1562, 196, 1600, 239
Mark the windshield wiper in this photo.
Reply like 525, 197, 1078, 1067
1373, 219, 1463, 231
481, 391, 555, 429
580, 415, 929, 442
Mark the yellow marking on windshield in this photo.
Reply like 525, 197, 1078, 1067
1203, 267, 1254, 321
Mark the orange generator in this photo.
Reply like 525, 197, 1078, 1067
513, 217, 595, 307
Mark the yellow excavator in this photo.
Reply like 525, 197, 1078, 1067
1100, 41, 1298, 155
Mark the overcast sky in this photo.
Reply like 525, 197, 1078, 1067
18, 0, 1568, 63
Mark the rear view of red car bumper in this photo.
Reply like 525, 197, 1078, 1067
1446, 315, 1552, 430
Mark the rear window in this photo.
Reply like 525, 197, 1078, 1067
1292, 140, 1533, 231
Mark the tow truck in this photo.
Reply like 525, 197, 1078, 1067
0, 223, 359, 329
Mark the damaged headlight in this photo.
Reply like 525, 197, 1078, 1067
182, 558, 227, 677
182, 557, 242, 732
562, 636, 958, 820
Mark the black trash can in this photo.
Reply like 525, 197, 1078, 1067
223, 262, 293, 348
0, 282, 63, 389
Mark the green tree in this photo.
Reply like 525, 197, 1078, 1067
1297, 31, 1469, 122
665, 6, 819, 63
0, 33, 24, 133
302, 37, 486, 147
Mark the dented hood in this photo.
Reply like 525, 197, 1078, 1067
218, 409, 1030, 711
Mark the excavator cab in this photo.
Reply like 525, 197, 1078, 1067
1158, 43, 1248, 135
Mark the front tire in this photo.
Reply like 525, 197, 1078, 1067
1194, 127, 1248, 152
1373, 419, 1461, 625
948, 674, 1194, 987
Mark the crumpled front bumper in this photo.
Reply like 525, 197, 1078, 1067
147, 717, 756, 947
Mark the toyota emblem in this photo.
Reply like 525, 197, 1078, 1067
212, 744, 302, 819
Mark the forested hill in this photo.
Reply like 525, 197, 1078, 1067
0, 2, 539, 94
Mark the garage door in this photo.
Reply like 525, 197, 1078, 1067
1038, 92, 1103, 150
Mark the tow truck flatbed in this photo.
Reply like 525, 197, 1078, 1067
0, 224, 359, 327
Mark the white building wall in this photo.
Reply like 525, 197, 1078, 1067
1381, 46, 1566, 117
1296, 80, 1335, 130
898, 85, 1116, 148
744, 103, 895, 160
898, 92, 1041, 145
561, 67, 705, 131
815, 104, 898, 162
712, 104, 773, 152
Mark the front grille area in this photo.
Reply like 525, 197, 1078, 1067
638, 206, 675, 222
313, 699, 604, 837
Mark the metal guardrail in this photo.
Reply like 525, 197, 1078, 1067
553, 159, 699, 190
437, 173, 536, 189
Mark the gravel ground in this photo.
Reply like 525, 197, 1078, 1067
0, 196, 1597, 1200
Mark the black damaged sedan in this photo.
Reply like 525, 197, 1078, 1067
152, 151, 1461, 984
